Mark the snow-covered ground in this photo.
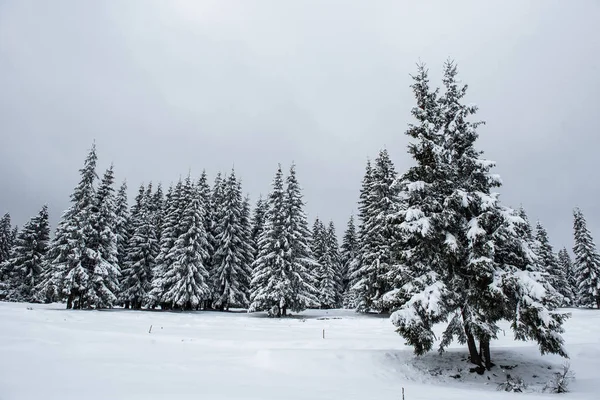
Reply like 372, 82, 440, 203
0, 302, 597, 400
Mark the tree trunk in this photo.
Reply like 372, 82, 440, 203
282, 305, 287, 317
462, 308, 483, 370
481, 339, 492, 370
66, 294, 73, 309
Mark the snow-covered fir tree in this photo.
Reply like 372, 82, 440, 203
340, 215, 359, 308
161, 176, 211, 310
326, 221, 343, 306
558, 247, 577, 302
352, 149, 400, 313
121, 184, 158, 309
250, 196, 268, 260
114, 181, 130, 271
47, 144, 98, 309
0, 213, 13, 265
572, 207, 600, 308
149, 181, 183, 309
282, 164, 319, 313
346, 161, 373, 309
535, 222, 573, 306
211, 170, 253, 310
250, 165, 318, 316
389, 62, 567, 371
86, 166, 120, 308
311, 217, 336, 308
2, 205, 50, 302
205, 172, 226, 308
0, 213, 15, 298
240, 193, 256, 286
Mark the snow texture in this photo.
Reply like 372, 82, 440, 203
0, 302, 598, 400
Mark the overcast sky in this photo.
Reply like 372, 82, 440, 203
1, 0, 599, 250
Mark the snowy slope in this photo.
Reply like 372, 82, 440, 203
0, 303, 597, 400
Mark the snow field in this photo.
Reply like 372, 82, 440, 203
0, 303, 598, 400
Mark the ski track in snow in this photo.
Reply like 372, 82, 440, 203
0, 303, 598, 400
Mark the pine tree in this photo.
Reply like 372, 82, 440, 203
122, 184, 158, 309
86, 166, 120, 308
49, 144, 98, 309
250, 165, 318, 316
346, 161, 373, 309
535, 222, 572, 306
390, 62, 567, 371
0, 213, 13, 265
205, 172, 226, 308
149, 181, 183, 309
151, 184, 165, 245
311, 218, 333, 308
558, 248, 577, 303
211, 171, 253, 310
353, 149, 400, 313
340, 215, 359, 308
572, 207, 600, 308
251, 196, 268, 260
281, 164, 319, 313
3, 205, 50, 302
0, 213, 14, 298
114, 181, 130, 271
240, 193, 256, 271
162, 176, 210, 310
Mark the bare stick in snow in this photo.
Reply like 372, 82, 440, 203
149, 325, 152, 334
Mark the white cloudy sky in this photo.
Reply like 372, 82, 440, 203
1, 0, 599, 249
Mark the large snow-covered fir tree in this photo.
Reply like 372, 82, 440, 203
211, 170, 253, 310
2, 205, 50, 302
161, 176, 211, 310
352, 149, 400, 313
572, 207, 600, 308
389, 62, 567, 371
249, 165, 318, 316
535, 222, 573, 306
558, 247, 577, 302
86, 166, 120, 308
121, 184, 158, 309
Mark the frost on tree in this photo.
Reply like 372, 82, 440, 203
251, 196, 268, 260
352, 149, 400, 313
389, 62, 568, 372
311, 218, 338, 308
558, 248, 577, 303
211, 170, 253, 310
249, 164, 318, 317
44, 144, 98, 309
572, 207, 600, 309
114, 181, 130, 274
122, 184, 158, 309
161, 177, 211, 310
2, 205, 50, 302
86, 166, 121, 308
340, 215, 359, 307
535, 222, 573, 306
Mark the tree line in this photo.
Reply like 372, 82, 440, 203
1, 61, 600, 372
